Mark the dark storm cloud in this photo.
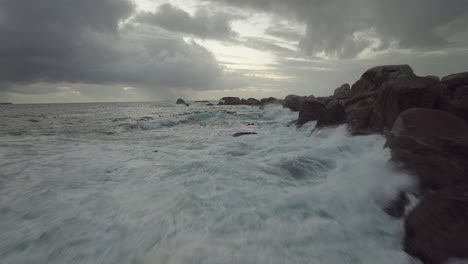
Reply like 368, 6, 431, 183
0, 0, 234, 96
203, 0, 468, 58
137, 3, 238, 40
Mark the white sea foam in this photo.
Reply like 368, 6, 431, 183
0, 102, 417, 264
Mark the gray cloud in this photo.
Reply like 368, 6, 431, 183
0, 0, 241, 98
203, 0, 468, 58
137, 3, 238, 40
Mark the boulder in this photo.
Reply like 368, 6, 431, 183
260, 97, 280, 105
441, 72, 468, 91
283, 94, 304, 112
333, 83, 352, 98
246, 98, 260, 105
368, 76, 442, 132
297, 99, 325, 126
351, 65, 415, 93
176, 98, 186, 105
344, 91, 377, 135
386, 108, 468, 191
219, 97, 241, 105
316, 104, 346, 129
404, 186, 468, 264
425, 75, 440, 81
233, 132, 257, 137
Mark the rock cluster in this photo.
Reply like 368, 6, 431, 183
281, 64, 468, 264
217, 96, 281, 106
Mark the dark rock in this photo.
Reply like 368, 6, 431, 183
441, 72, 468, 91
344, 91, 377, 135
297, 99, 325, 126
233, 132, 258, 137
447, 85, 468, 123
404, 186, 468, 264
384, 192, 409, 218
28, 119, 40, 123
425, 75, 440, 81
176, 98, 186, 105
283, 94, 304, 112
316, 104, 346, 129
386, 108, 468, 191
351, 65, 415, 93
333, 83, 352, 98
368, 76, 442, 132
206, 103, 214, 106
260, 97, 280, 105
246, 98, 260, 105
219, 97, 241, 105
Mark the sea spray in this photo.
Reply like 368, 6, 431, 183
0, 103, 416, 264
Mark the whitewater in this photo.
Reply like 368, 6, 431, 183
0, 102, 417, 264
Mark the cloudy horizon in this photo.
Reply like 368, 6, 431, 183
1, 0, 468, 104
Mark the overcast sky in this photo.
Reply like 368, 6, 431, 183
1, 0, 468, 103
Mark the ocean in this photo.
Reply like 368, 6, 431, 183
0, 102, 416, 264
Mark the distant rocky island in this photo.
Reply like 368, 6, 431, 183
180, 65, 468, 264
0, 102, 12, 105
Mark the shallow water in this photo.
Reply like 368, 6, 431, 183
0, 102, 417, 264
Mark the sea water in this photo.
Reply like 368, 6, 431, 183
0, 102, 417, 264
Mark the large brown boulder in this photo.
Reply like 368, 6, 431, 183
351, 65, 415, 93
283, 94, 304, 112
386, 108, 468, 191
333, 83, 352, 98
404, 186, 468, 264
441, 72, 468, 91
368, 76, 442, 132
316, 104, 346, 129
297, 99, 325, 126
343, 91, 377, 135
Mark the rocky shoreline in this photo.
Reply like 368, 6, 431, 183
194, 65, 468, 264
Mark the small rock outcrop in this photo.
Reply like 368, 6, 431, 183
404, 186, 468, 264
283, 94, 304, 112
233, 132, 258, 137
260, 97, 280, 105
386, 108, 468, 192
297, 99, 325, 126
333, 83, 352, 98
176, 98, 186, 105
219, 97, 241, 105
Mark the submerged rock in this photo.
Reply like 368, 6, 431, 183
386, 108, 468, 192
297, 99, 325, 126
404, 186, 468, 264
233, 132, 258, 137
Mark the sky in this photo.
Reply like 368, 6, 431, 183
1, 0, 468, 103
